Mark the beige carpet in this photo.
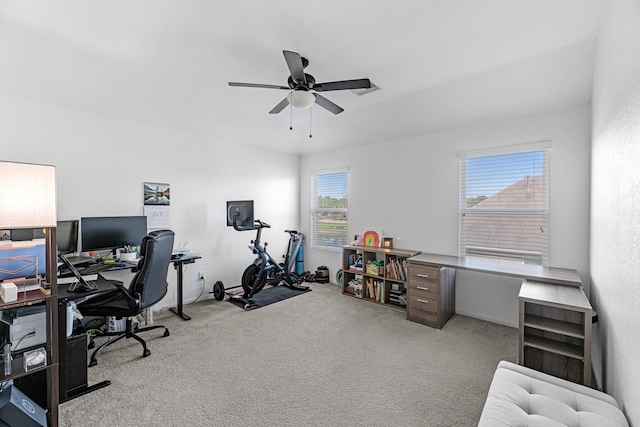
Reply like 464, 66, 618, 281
59, 283, 517, 427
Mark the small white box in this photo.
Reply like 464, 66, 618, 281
0, 282, 17, 303
23, 347, 46, 371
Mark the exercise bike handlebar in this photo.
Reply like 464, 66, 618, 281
233, 217, 271, 232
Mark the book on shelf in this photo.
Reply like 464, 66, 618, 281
364, 278, 385, 302
366, 279, 375, 299
378, 281, 384, 303
348, 253, 363, 272
386, 256, 408, 281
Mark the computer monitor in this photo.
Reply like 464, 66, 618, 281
81, 216, 148, 253
226, 200, 254, 228
9, 228, 45, 241
56, 220, 79, 255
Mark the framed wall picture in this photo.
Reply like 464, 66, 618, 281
144, 182, 170, 205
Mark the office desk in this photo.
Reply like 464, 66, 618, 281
57, 274, 123, 402
407, 253, 582, 286
169, 253, 201, 321
405, 252, 582, 328
407, 253, 590, 384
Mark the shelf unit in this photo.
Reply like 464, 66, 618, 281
518, 279, 592, 386
341, 245, 420, 311
0, 228, 59, 426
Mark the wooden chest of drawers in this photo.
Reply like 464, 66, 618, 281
406, 262, 455, 328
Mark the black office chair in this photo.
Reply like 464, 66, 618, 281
78, 229, 175, 366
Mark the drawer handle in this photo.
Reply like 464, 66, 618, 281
417, 286, 429, 291
416, 273, 430, 279
416, 298, 429, 304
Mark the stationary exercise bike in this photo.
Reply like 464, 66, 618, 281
212, 215, 308, 309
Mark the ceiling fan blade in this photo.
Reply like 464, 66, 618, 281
313, 78, 371, 92
314, 94, 344, 114
283, 50, 307, 85
229, 82, 290, 90
269, 97, 290, 114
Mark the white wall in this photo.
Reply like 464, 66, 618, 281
301, 104, 591, 328
590, 0, 640, 423
0, 93, 300, 310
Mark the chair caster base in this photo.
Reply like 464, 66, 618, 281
143, 348, 151, 357
163, 329, 170, 337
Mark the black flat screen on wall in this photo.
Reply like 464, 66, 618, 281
226, 200, 254, 228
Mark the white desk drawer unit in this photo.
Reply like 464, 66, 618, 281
406, 263, 455, 328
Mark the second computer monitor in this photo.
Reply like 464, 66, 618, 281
57, 220, 79, 255
81, 216, 148, 253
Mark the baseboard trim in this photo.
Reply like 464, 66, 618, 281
454, 308, 518, 329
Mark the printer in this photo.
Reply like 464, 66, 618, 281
7, 306, 46, 351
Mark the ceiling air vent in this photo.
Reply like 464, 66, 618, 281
350, 82, 379, 96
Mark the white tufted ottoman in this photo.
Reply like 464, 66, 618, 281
479, 361, 628, 426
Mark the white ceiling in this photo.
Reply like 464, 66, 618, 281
0, 0, 602, 155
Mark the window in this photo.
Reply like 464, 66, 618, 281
459, 143, 550, 265
311, 169, 348, 248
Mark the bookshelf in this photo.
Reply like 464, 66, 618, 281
0, 228, 59, 426
341, 245, 420, 311
518, 279, 592, 386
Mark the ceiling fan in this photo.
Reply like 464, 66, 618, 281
228, 50, 371, 115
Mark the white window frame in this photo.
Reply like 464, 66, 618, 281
310, 168, 349, 250
458, 141, 551, 266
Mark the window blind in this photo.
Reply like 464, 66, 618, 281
459, 149, 549, 265
310, 169, 348, 248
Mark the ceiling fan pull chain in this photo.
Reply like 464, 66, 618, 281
290, 101, 293, 130
309, 107, 312, 138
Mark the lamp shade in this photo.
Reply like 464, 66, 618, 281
287, 90, 315, 109
0, 161, 57, 228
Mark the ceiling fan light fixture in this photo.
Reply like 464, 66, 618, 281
287, 90, 315, 109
